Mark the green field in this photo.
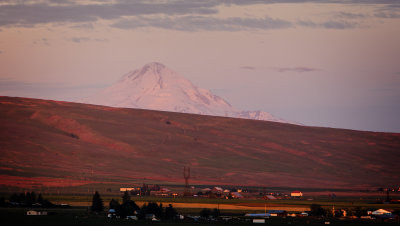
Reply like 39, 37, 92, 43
41, 194, 400, 209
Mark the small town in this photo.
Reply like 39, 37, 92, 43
2, 182, 400, 226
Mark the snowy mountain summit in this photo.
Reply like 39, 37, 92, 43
82, 62, 289, 123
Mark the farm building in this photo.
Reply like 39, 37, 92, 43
229, 192, 243, 199
120, 188, 135, 192
212, 187, 223, 193
264, 195, 277, 200
290, 191, 303, 197
150, 188, 172, 196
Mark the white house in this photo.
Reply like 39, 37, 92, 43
27, 210, 47, 215
371, 209, 391, 215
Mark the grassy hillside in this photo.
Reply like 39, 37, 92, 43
0, 96, 399, 190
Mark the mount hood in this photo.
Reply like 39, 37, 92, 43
82, 62, 288, 123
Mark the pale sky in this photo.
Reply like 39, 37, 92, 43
0, 0, 399, 132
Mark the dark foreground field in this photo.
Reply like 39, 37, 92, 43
1, 207, 399, 226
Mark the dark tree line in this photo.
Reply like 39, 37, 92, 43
136, 202, 178, 220
108, 191, 140, 217
2, 192, 55, 207
200, 208, 220, 218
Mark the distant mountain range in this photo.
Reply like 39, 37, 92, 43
0, 96, 399, 189
81, 62, 290, 123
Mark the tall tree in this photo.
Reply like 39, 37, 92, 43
120, 200, 140, 217
109, 199, 120, 210
122, 191, 130, 204
211, 208, 220, 218
165, 204, 178, 220
91, 191, 104, 213
37, 193, 43, 204
200, 208, 211, 218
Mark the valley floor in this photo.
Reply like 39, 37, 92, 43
1, 194, 400, 226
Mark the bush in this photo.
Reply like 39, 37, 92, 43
165, 204, 178, 220
310, 204, 326, 217
200, 208, 211, 218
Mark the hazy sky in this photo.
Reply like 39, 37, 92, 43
0, 0, 399, 132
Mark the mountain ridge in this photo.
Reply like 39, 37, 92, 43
1, 96, 399, 189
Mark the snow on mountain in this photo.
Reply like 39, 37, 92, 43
238, 110, 288, 123
81, 62, 289, 123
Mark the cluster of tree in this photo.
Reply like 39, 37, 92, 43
105, 191, 178, 220
138, 202, 178, 220
309, 204, 327, 217
199, 208, 220, 218
0, 192, 55, 207
108, 191, 140, 217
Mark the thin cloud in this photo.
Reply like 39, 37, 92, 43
1, 0, 398, 29
0, 1, 218, 28
67, 37, 90, 43
111, 16, 292, 31
297, 20, 359, 29
240, 66, 256, 70
66, 37, 107, 43
321, 20, 359, 29
335, 12, 366, 19
33, 37, 50, 46
221, 0, 400, 4
273, 67, 322, 73
373, 3, 400, 18
375, 12, 400, 18
70, 23, 94, 30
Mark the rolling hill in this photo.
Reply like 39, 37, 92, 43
0, 96, 399, 190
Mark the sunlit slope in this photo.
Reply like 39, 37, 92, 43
0, 96, 399, 189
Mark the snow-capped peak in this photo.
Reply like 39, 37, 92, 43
81, 63, 289, 123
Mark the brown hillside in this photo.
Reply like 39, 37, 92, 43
0, 96, 399, 189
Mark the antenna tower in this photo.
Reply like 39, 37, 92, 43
183, 166, 191, 196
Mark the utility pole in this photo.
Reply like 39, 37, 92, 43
386, 189, 390, 203
183, 166, 191, 196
